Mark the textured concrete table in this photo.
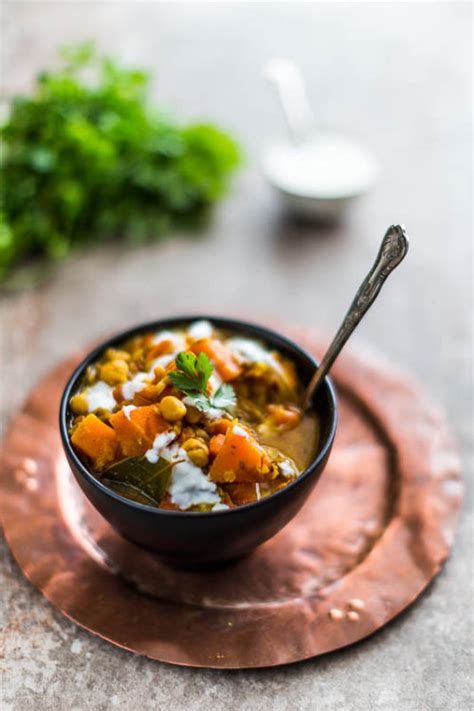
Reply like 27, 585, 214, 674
1, 3, 472, 710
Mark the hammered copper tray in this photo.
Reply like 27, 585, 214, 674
0, 331, 462, 668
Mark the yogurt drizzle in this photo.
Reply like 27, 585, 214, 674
145, 431, 222, 510
84, 381, 116, 412
226, 337, 284, 375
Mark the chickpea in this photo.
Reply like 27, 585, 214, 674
182, 438, 209, 467
99, 359, 129, 385
160, 395, 187, 422
182, 437, 205, 451
70, 393, 89, 415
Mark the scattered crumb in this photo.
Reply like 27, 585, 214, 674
329, 608, 344, 621
347, 611, 360, 622
70, 638, 82, 654
349, 598, 365, 611
22, 457, 38, 475
362, 520, 381, 536
25, 477, 38, 492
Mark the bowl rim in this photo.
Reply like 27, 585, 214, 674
59, 315, 337, 518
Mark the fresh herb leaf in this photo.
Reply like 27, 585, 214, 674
196, 351, 213, 389
170, 351, 213, 397
211, 383, 237, 410
168, 370, 202, 395
0, 43, 241, 285
190, 393, 214, 413
103, 455, 176, 504
175, 351, 198, 378
169, 350, 236, 413
102, 480, 160, 507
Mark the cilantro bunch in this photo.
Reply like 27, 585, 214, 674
0, 43, 240, 284
169, 352, 236, 413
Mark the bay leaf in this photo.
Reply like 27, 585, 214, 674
102, 455, 175, 505
102, 480, 160, 507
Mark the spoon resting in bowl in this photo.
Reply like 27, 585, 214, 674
304, 224, 409, 409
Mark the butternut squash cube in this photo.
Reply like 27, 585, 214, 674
209, 425, 269, 483
110, 405, 169, 457
71, 414, 118, 469
191, 338, 242, 381
131, 405, 169, 440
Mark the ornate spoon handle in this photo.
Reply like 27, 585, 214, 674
304, 224, 409, 409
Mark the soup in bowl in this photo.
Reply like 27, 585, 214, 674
60, 317, 337, 565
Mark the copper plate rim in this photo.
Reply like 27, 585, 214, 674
0, 328, 463, 668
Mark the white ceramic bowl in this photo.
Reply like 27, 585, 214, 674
263, 130, 378, 219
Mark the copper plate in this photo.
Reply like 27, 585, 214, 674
0, 330, 462, 668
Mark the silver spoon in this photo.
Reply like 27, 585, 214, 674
304, 224, 409, 409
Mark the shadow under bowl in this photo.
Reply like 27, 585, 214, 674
59, 316, 337, 566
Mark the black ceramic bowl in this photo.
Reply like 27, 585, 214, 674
59, 316, 337, 566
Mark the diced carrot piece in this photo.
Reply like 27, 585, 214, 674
71, 414, 118, 469
191, 339, 242, 382
209, 425, 269, 483
224, 482, 259, 506
144, 340, 174, 370
133, 384, 164, 406
159, 495, 180, 511
112, 384, 124, 403
149, 340, 174, 358
267, 404, 301, 429
110, 405, 169, 457
209, 433, 226, 458
109, 410, 150, 457
206, 418, 233, 435
131, 405, 169, 440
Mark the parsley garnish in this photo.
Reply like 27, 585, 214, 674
0, 43, 240, 287
169, 351, 236, 413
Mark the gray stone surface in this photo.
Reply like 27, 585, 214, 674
0, 3, 472, 710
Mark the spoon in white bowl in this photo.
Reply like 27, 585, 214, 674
263, 58, 378, 218
304, 224, 409, 409
264, 57, 315, 144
